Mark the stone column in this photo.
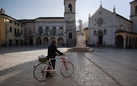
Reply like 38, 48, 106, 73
33, 37, 36, 45
41, 37, 43, 45
123, 38, 126, 48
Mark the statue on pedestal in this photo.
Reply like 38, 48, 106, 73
76, 19, 86, 48
67, 19, 92, 52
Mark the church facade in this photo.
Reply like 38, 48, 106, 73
20, 0, 76, 47
88, 0, 137, 48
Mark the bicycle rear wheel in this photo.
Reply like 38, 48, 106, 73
60, 61, 74, 78
33, 63, 52, 81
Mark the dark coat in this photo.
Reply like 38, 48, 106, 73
47, 44, 63, 58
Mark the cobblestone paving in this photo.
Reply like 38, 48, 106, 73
0, 47, 119, 86
84, 48, 137, 86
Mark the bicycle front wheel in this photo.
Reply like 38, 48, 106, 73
33, 62, 52, 81
60, 61, 74, 78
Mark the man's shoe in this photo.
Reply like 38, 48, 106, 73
45, 72, 51, 78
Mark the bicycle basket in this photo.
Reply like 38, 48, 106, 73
38, 55, 47, 62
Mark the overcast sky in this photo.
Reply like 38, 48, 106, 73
0, 0, 132, 26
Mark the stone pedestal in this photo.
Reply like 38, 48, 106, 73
68, 32, 92, 52
76, 33, 86, 48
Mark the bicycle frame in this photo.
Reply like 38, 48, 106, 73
43, 55, 67, 73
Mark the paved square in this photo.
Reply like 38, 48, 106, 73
0, 47, 137, 86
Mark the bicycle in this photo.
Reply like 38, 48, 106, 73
33, 55, 74, 81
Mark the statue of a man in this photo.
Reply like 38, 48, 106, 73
78, 19, 83, 33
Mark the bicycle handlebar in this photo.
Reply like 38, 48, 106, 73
56, 54, 66, 56
48, 56, 67, 61
38, 54, 67, 60
56, 55, 67, 60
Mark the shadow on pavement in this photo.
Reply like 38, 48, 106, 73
0, 59, 38, 86
0, 46, 47, 54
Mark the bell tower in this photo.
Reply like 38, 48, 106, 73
64, 0, 76, 47
130, 0, 137, 33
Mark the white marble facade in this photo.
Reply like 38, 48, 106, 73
88, 5, 133, 47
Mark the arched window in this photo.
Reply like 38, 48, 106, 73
43, 37, 49, 45
104, 29, 107, 35
115, 35, 124, 48
52, 27, 56, 35
97, 30, 103, 36
38, 27, 42, 35
135, 6, 137, 14
94, 30, 96, 36
46, 27, 50, 35
68, 4, 72, 12
36, 37, 41, 45
59, 27, 63, 35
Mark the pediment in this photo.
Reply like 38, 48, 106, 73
90, 6, 113, 19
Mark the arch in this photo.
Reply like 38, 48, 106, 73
50, 37, 56, 44
43, 37, 49, 45
52, 27, 56, 35
68, 4, 72, 12
36, 37, 42, 45
115, 35, 124, 48
97, 30, 103, 35
57, 37, 64, 45
38, 27, 43, 35
135, 38, 137, 48
59, 27, 64, 35
135, 5, 137, 14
